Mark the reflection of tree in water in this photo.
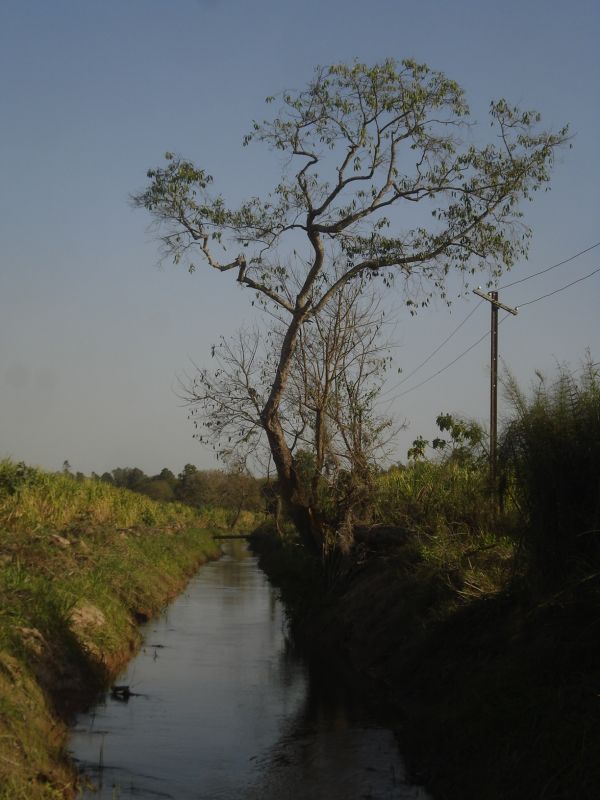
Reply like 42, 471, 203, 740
219, 542, 431, 798
198, 541, 261, 605
246, 644, 430, 800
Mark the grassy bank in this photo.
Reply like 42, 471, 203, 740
0, 460, 227, 799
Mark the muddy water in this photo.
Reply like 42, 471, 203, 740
70, 541, 430, 799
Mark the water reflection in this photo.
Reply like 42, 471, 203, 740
71, 542, 429, 799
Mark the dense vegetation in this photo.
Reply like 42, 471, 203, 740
65, 462, 265, 520
263, 357, 599, 593
501, 361, 600, 590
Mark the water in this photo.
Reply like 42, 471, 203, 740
70, 541, 430, 799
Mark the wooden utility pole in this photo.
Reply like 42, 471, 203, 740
473, 288, 518, 505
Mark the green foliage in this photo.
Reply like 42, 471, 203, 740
100, 461, 265, 516
501, 358, 600, 586
0, 460, 198, 533
375, 460, 491, 536
396, 414, 492, 549
0, 460, 41, 495
373, 356, 600, 598
407, 413, 485, 464
141, 478, 176, 502
135, 58, 567, 300
374, 411, 510, 600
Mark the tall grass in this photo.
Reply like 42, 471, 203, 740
0, 459, 199, 531
371, 358, 600, 594
501, 358, 600, 587
374, 459, 491, 535
368, 458, 513, 602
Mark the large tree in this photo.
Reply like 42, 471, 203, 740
182, 275, 394, 548
133, 58, 567, 554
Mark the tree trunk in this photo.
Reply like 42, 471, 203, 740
259, 309, 325, 555
261, 410, 324, 555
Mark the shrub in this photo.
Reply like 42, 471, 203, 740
374, 460, 490, 535
501, 358, 600, 585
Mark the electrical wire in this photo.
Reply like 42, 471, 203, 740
516, 264, 600, 308
389, 314, 511, 400
392, 300, 483, 388
382, 245, 600, 403
499, 241, 600, 290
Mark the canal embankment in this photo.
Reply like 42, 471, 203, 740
250, 526, 600, 800
0, 459, 228, 800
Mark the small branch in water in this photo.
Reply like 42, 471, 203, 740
110, 685, 142, 701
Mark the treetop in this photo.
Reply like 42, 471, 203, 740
133, 58, 568, 318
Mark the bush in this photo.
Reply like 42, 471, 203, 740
0, 460, 40, 496
374, 459, 491, 536
501, 358, 600, 586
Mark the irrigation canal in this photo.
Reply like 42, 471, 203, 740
70, 540, 430, 799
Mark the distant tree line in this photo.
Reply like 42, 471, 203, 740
85, 464, 265, 514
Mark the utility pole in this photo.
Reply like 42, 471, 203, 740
473, 288, 518, 506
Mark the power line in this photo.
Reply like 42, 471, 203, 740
517, 264, 600, 308
383, 249, 600, 403
394, 300, 483, 387
390, 313, 511, 400
385, 241, 599, 398
499, 241, 600, 290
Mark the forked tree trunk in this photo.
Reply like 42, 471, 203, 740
261, 408, 325, 556
259, 310, 326, 556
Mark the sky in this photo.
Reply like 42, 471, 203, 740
0, 0, 598, 476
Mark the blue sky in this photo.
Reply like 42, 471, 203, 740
1, 0, 598, 475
